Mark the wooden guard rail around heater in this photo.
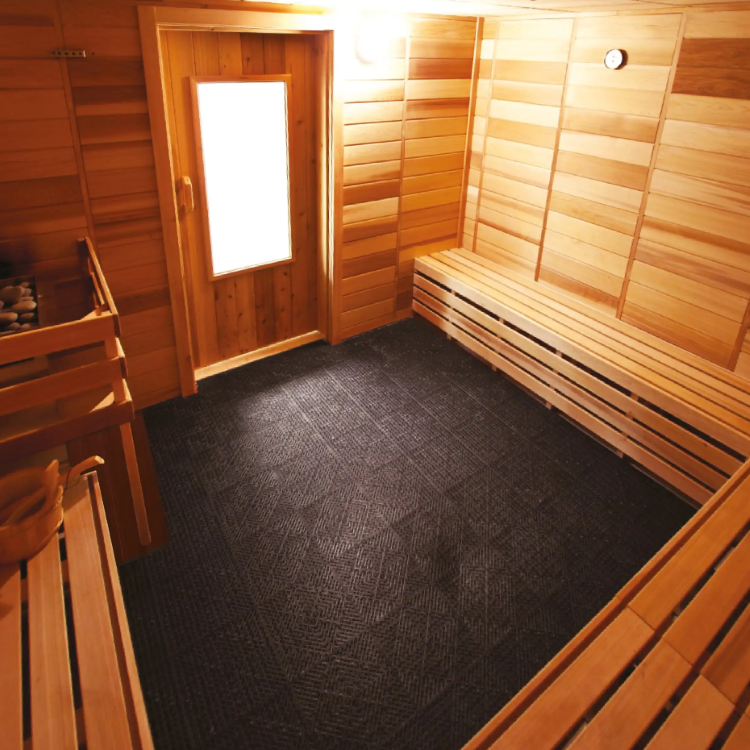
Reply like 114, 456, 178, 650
0, 471, 154, 750
413, 248, 750, 505
463, 459, 750, 750
0, 237, 151, 546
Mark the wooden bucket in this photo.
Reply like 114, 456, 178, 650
0, 457, 103, 563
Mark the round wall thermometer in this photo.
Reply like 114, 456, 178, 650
604, 49, 626, 70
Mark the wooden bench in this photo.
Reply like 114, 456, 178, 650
0, 471, 154, 750
414, 248, 750, 504
463, 459, 750, 750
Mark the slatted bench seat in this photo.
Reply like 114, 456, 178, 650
463, 459, 750, 750
0, 471, 154, 750
414, 248, 750, 505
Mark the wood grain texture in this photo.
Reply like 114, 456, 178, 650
0, 565, 22, 750
0, 3, 477, 396
340, 15, 474, 328
467, 9, 750, 371
161, 30, 320, 368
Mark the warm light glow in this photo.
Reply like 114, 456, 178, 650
196, 80, 292, 277
355, 14, 408, 64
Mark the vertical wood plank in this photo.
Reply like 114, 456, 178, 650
218, 31, 242, 76
458, 17, 484, 246
28, 535, 77, 750
534, 18, 577, 282
193, 31, 241, 362
160, 28, 201, 365
0, 564, 23, 750
395, 32, 411, 312
264, 34, 293, 344
314, 32, 331, 339
234, 32, 265, 355
164, 29, 220, 367
254, 266, 277, 348
306, 35, 321, 334
252, 34, 278, 349
87, 473, 156, 750
64, 479, 132, 750
471, 22, 498, 257
287, 34, 310, 338
616, 13, 688, 319
254, 34, 278, 349
213, 31, 245, 360
331, 26, 346, 343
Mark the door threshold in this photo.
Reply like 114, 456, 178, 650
195, 331, 325, 381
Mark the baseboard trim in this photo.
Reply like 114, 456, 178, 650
195, 331, 325, 381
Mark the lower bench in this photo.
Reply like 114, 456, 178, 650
463, 459, 750, 750
0, 471, 154, 750
414, 248, 750, 504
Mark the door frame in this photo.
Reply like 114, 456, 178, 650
138, 5, 342, 394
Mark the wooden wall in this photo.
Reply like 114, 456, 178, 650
60, 0, 178, 408
340, 15, 476, 338
0, 0, 176, 409
466, 9, 750, 374
0, 1, 477, 406
0, 1, 89, 317
627, 11, 750, 374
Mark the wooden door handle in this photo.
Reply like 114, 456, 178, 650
179, 176, 194, 213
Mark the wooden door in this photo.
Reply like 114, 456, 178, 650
161, 30, 321, 371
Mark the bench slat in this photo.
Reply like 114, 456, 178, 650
415, 298, 711, 501
490, 609, 653, 750
88, 472, 155, 750
455, 247, 750, 416
567, 641, 691, 750
664, 530, 750, 665
414, 272, 740, 478
448, 248, 750, 407
630, 479, 750, 629
64, 478, 133, 750
419, 255, 750, 455
644, 677, 734, 750
701, 601, 750, 703
723, 715, 750, 750
0, 564, 22, 750
431, 252, 750, 442
415, 281, 728, 491
432, 250, 750, 431
449, 248, 750, 404
28, 535, 77, 750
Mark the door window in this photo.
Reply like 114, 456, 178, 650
193, 77, 293, 278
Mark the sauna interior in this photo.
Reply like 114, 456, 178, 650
3, 0, 750, 748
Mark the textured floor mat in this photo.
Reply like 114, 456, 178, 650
120, 318, 694, 750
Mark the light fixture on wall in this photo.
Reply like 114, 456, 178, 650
355, 14, 406, 64
604, 49, 627, 70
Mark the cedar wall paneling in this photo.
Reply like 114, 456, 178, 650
542, 15, 680, 316
58, 0, 178, 409
0, 1, 477, 407
341, 15, 476, 338
468, 10, 750, 374
469, 17, 574, 280
624, 11, 750, 371
0, 0, 89, 316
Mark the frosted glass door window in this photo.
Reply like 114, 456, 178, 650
195, 80, 292, 277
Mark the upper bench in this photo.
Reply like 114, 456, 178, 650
414, 248, 750, 505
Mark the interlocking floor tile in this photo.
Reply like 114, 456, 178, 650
122, 318, 694, 750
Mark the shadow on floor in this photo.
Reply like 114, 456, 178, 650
120, 318, 694, 750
